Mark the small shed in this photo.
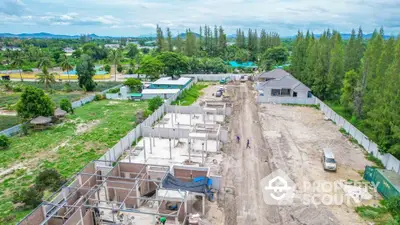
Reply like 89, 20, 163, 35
129, 93, 143, 101
30, 116, 52, 130
54, 108, 67, 118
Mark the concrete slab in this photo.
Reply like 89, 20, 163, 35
155, 113, 224, 129
123, 137, 220, 166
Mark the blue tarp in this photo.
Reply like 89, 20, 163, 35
229, 61, 258, 68
162, 174, 210, 194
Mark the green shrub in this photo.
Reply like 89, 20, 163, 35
107, 87, 120, 93
383, 196, 400, 216
21, 66, 33, 72
124, 78, 142, 92
355, 205, 387, 220
63, 82, 72, 92
12, 85, 24, 92
0, 135, 10, 149
104, 64, 111, 73
94, 94, 104, 101
12, 186, 43, 208
35, 168, 66, 192
117, 64, 123, 73
148, 96, 163, 112
60, 98, 73, 113
366, 153, 385, 168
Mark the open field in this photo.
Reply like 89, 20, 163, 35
0, 116, 20, 130
258, 103, 375, 224
0, 99, 147, 224
0, 91, 86, 109
2, 81, 121, 92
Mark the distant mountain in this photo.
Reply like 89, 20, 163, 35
0, 32, 129, 39
175, 32, 200, 39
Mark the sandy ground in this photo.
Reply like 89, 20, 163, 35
258, 103, 375, 225
203, 82, 376, 225
219, 82, 282, 225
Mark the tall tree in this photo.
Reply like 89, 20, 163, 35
156, 52, 188, 78
340, 70, 360, 112
126, 44, 139, 59
167, 27, 173, 51
156, 25, 165, 52
259, 29, 268, 53
326, 32, 344, 101
108, 49, 122, 81
218, 26, 227, 55
357, 29, 384, 117
36, 66, 56, 89
137, 55, 164, 80
76, 54, 96, 91
11, 50, 24, 82
60, 55, 74, 82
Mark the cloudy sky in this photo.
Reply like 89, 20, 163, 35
1, 0, 399, 37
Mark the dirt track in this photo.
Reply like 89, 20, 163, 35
218, 82, 373, 225
221, 82, 282, 225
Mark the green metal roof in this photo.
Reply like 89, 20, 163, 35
129, 93, 143, 97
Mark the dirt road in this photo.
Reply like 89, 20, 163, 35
222, 83, 282, 225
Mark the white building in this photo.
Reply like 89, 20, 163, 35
63, 47, 75, 56
104, 44, 121, 50
255, 69, 312, 98
141, 89, 180, 100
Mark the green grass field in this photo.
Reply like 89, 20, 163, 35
0, 91, 86, 109
172, 83, 208, 106
0, 116, 20, 131
9, 81, 121, 92
0, 99, 147, 224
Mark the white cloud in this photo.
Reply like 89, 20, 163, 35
0, 0, 399, 36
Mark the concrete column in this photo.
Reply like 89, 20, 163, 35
202, 195, 205, 215
80, 207, 84, 225
202, 143, 205, 166
143, 139, 147, 162
136, 183, 140, 207
152, 130, 156, 147
205, 136, 208, 153
173, 129, 176, 146
213, 111, 216, 122
188, 141, 191, 163
149, 136, 153, 154
190, 112, 192, 126
169, 138, 172, 160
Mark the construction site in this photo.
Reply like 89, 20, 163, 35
18, 79, 231, 225
18, 77, 387, 225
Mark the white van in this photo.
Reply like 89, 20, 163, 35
322, 148, 337, 171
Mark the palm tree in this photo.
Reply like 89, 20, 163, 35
11, 50, 24, 82
36, 66, 56, 89
108, 49, 121, 81
37, 56, 52, 69
60, 55, 74, 82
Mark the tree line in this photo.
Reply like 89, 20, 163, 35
290, 28, 400, 159
155, 25, 283, 64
